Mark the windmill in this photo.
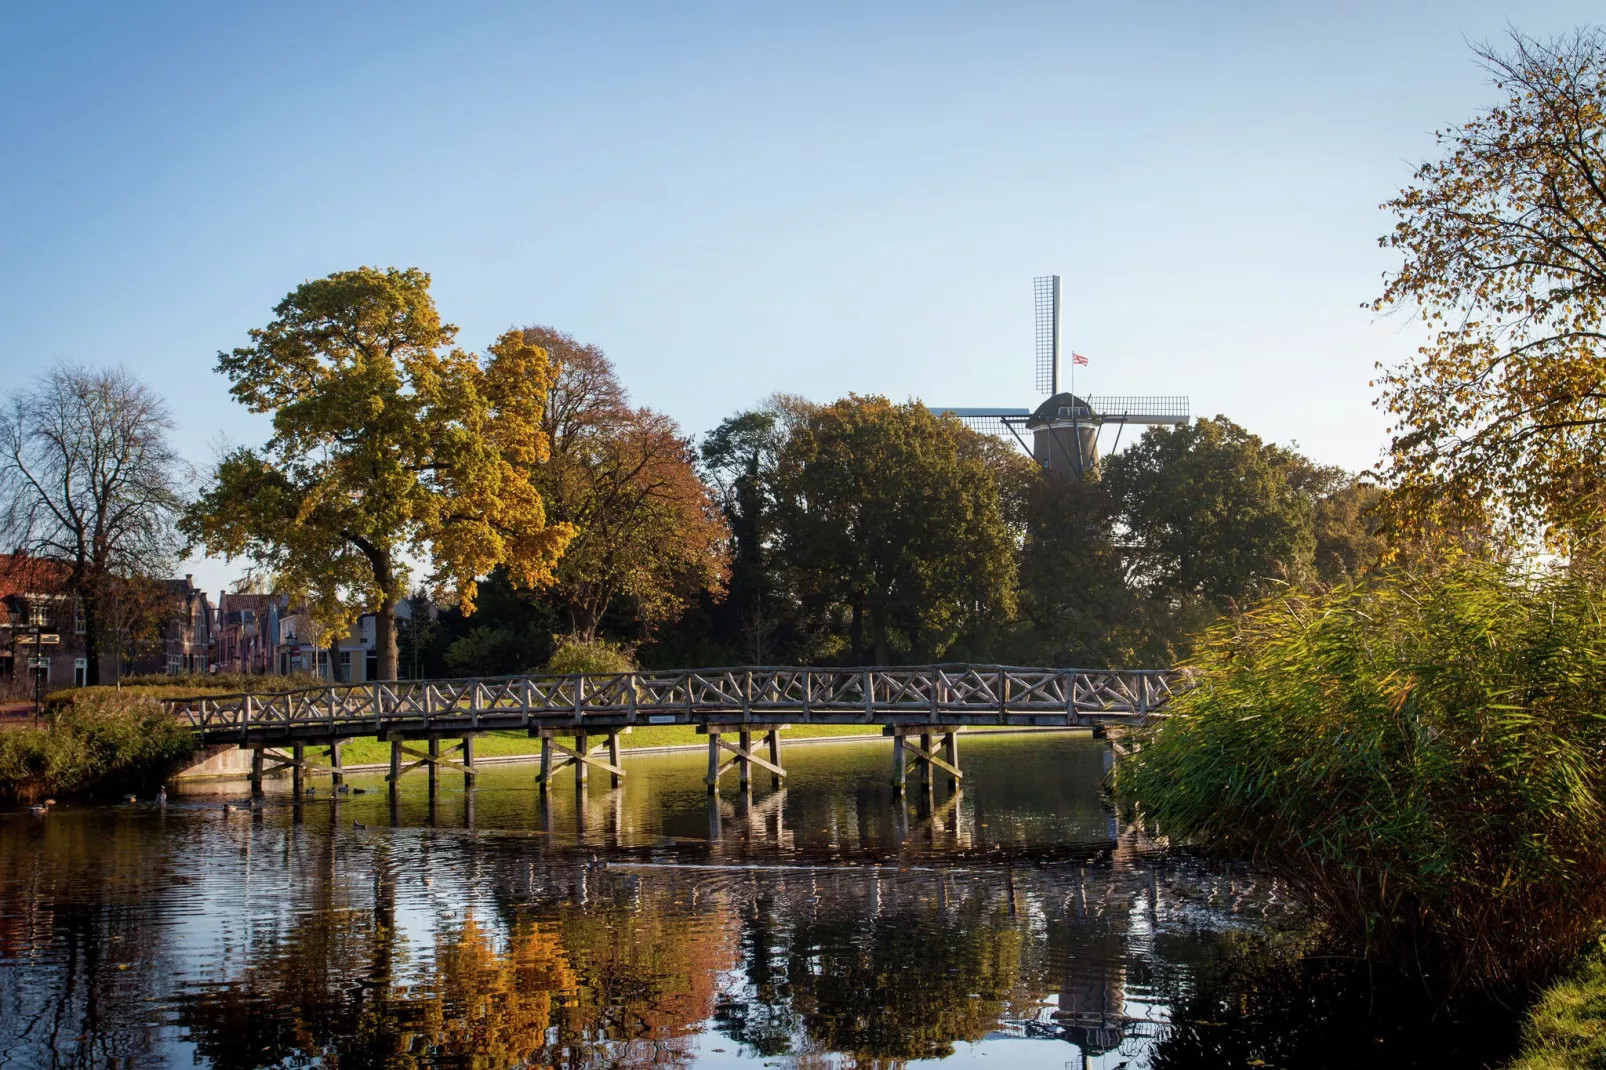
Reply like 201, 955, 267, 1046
933, 276, 1189, 478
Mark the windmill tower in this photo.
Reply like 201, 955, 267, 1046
933, 276, 1189, 478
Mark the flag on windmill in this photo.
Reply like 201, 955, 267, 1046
1072, 352, 1090, 366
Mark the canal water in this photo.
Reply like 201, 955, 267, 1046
0, 732, 1519, 1068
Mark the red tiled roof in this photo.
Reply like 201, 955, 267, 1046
0, 554, 71, 600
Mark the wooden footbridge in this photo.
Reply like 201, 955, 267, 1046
161, 665, 1183, 798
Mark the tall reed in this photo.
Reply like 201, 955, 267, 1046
1114, 558, 1606, 991
0, 691, 196, 801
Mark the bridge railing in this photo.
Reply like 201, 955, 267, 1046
164, 665, 1187, 736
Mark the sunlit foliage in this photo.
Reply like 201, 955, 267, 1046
1116, 558, 1606, 990
1374, 29, 1606, 548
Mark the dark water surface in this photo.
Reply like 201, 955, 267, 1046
0, 733, 1519, 1068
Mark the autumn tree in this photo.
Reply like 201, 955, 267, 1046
0, 366, 185, 684
1374, 28, 1606, 548
183, 268, 572, 680
514, 326, 729, 643
771, 396, 1017, 664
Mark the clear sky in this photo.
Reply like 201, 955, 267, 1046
1, 2, 1597, 594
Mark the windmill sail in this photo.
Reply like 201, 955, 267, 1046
1034, 275, 1059, 396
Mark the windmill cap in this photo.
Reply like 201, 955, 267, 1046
1026, 392, 1096, 428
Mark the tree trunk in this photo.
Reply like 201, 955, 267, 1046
570, 603, 599, 644
870, 603, 889, 666
376, 594, 398, 681
82, 590, 102, 686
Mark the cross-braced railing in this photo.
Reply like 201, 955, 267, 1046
163, 664, 1186, 745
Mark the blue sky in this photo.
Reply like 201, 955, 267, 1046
1, 2, 1597, 593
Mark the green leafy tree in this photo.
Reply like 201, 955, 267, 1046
1373, 28, 1606, 547
771, 396, 1017, 663
1103, 417, 1314, 634
1281, 459, 1387, 584
182, 268, 573, 680
1013, 471, 1142, 666
700, 398, 812, 662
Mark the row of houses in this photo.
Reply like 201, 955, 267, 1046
0, 554, 422, 691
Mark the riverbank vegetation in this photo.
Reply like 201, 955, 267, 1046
1509, 937, 1606, 1070
0, 690, 194, 801
1115, 558, 1606, 991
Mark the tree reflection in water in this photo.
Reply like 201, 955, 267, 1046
177, 870, 735, 1068
0, 767, 1524, 1069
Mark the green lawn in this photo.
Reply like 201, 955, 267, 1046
332, 723, 882, 765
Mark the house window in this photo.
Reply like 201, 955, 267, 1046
339, 650, 352, 682
74, 601, 85, 635
74, 658, 87, 687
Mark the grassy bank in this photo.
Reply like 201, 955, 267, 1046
0, 691, 196, 802
333, 722, 882, 765
1113, 558, 1606, 993
1509, 938, 1606, 1070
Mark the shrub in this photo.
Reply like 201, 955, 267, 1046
1113, 558, 1606, 992
544, 636, 636, 676
0, 691, 197, 801
45, 672, 328, 708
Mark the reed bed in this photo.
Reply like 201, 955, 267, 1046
1114, 558, 1606, 992
0, 691, 196, 801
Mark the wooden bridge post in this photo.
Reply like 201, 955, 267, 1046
329, 741, 344, 788
538, 735, 552, 795
427, 737, 440, 801
388, 737, 402, 794
249, 745, 264, 796
767, 729, 783, 789
942, 730, 960, 792
292, 743, 305, 797
607, 731, 622, 789
891, 733, 906, 795
575, 730, 589, 789
918, 731, 933, 796
706, 731, 721, 794
462, 734, 476, 789
738, 729, 752, 793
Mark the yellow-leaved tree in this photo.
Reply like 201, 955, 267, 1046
182, 267, 573, 679
1374, 29, 1606, 550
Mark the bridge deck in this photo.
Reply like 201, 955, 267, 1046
162, 665, 1182, 747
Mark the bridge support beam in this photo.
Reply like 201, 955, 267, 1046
242, 742, 345, 796
382, 733, 481, 793
702, 726, 786, 795
885, 726, 963, 796
532, 727, 628, 794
